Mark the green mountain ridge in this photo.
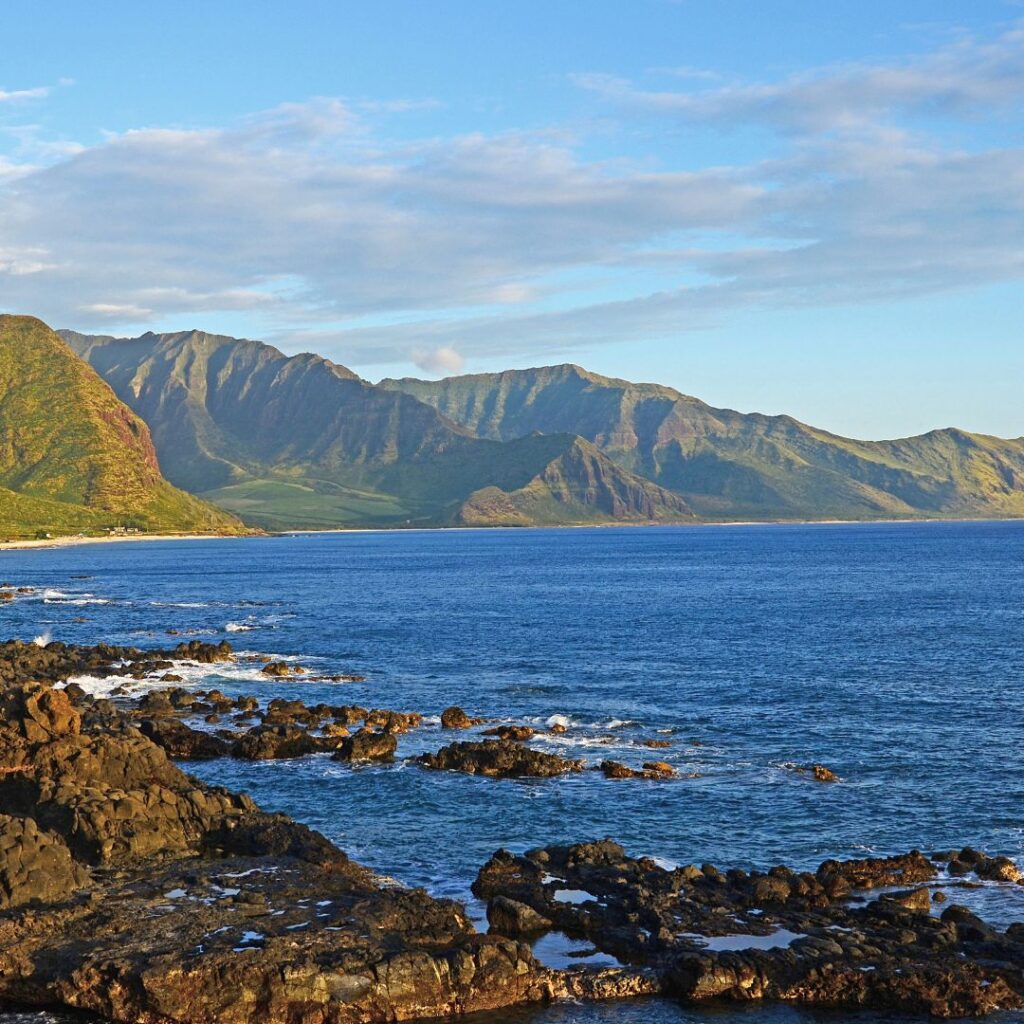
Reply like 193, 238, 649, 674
381, 363, 1024, 520
0, 316, 244, 539
63, 330, 689, 528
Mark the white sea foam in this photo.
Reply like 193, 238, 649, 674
32, 632, 51, 648
225, 622, 257, 633
57, 674, 146, 699
40, 588, 111, 606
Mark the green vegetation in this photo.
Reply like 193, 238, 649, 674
202, 478, 414, 529
0, 316, 245, 540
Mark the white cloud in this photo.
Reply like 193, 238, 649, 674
412, 345, 465, 376
0, 25, 1022, 369
81, 302, 153, 318
0, 86, 50, 103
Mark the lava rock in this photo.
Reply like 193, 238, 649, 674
419, 740, 584, 778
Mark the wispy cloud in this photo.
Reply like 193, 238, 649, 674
0, 25, 1023, 370
0, 86, 50, 103
573, 23, 1024, 133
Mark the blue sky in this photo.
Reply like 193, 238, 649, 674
1, 1, 1022, 438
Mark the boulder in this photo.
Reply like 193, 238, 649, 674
440, 705, 480, 729
487, 895, 552, 936
333, 731, 397, 762
481, 725, 536, 742
598, 759, 673, 780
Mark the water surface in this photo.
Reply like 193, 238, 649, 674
4, 522, 1024, 1023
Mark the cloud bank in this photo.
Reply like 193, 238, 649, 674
0, 25, 1022, 369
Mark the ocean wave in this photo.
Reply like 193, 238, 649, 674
39, 588, 112, 606
225, 622, 257, 633
58, 674, 149, 699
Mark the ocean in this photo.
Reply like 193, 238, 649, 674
3, 522, 1024, 1023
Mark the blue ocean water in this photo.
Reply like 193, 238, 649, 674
3, 522, 1024, 1024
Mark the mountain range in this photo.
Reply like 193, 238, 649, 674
61, 329, 690, 529
382, 364, 1024, 521
0, 316, 242, 539
0, 315, 1014, 535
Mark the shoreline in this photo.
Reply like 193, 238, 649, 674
3, 514, 1024, 552
0, 532, 246, 552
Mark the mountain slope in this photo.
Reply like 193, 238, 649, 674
64, 331, 691, 528
381, 364, 1024, 520
0, 316, 243, 539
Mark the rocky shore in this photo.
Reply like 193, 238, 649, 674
0, 637, 1022, 1021
473, 841, 1024, 1018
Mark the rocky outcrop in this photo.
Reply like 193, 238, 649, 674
472, 841, 1024, 1018
0, 641, 582, 1022
418, 740, 586, 778
139, 717, 232, 759
0, 813, 89, 907
487, 894, 553, 937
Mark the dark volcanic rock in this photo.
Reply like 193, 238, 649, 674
0, 813, 89, 906
488, 894, 553, 936
139, 717, 232, 759
231, 723, 328, 760
0, 641, 613, 1022
418, 740, 585, 778
598, 759, 674, 780
332, 730, 397, 761
482, 724, 537, 742
472, 840, 1024, 1018
440, 704, 481, 729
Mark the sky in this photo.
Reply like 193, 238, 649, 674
1, 0, 1022, 439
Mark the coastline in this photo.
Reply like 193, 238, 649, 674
3, 514, 1023, 552
0, 532, 246, 552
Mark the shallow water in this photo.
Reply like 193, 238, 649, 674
4, 522, 1024, 1023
